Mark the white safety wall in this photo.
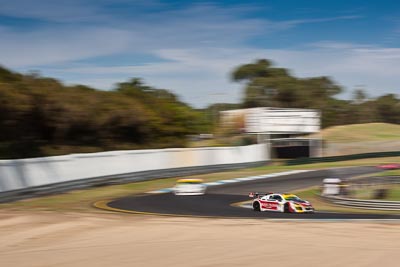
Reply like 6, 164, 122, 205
0, 144, 269, 193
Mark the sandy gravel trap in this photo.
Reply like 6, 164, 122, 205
1, 211, 400, 267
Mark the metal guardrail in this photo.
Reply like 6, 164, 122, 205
322, 195, 400, 211
321, 175, 400, 211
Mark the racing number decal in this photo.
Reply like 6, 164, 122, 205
267, 202, 278, 210
260, 200, 278, 210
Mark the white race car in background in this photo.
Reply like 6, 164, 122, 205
249, 192, 314, 213
173, 179, 207, 195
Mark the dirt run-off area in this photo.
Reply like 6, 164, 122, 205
0, 210, 399, 267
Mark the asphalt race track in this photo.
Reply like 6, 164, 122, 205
105, 166, 400, 220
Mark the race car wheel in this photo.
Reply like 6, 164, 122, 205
253, 202, 261, 212
284, 203, 292, 213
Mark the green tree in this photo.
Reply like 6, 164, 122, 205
0, 67, 210, 158
231, 59, 346, 127
374, 94, 400, 124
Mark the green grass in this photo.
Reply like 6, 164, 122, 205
1, 156, 400, 214
387, 186, 400, 200
312, 123, 400, 143
377, 169, 400, 176
351, 185, 400, 201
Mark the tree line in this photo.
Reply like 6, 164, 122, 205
0, 67, 208, 158
227, 59, 400, 128
1, 59, 399, 158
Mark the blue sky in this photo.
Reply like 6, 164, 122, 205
1, 0, 400, 107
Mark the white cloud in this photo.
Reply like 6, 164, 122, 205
255, 44, 400, 99
45, 44, 400, 107
0, 3, 270, 68
0, 26, 132, 67
0, 3, 363, 69
1, 2, 396, 107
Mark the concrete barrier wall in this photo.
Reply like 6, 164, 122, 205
0, 144, 269, 193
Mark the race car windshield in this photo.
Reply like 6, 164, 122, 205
284, 196, 305, 202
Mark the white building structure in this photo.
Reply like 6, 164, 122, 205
244, 107, 320, 134
220, 107, 322, 158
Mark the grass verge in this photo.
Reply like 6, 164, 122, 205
312, 123, 400, 143
350, 185, 400, 201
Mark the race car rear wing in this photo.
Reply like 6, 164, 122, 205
248, 192, 273, 198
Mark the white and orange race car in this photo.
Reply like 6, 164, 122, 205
249, 192, 315, 213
